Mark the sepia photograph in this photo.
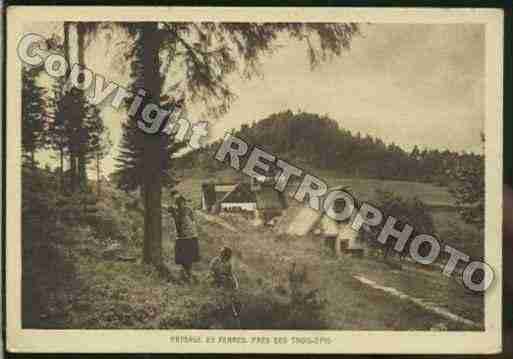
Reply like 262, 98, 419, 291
6, 6, 503, 354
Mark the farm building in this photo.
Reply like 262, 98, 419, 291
218, 183, 257, 211
201, 180, 287, 222
201, 182, 257, 212
201, 183, 236, 212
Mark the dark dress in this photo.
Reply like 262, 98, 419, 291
171, 206, 200, 265
175, 238, 200, 265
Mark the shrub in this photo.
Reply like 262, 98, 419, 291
22, 165, 78, 328
363, 190, 436, 261
84, 187, 144, 244
235, 262, 328, 329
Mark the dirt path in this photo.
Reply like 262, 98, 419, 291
196, 211, 237, 232
353, 275, 480, 328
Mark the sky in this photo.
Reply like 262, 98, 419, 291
27, 22, 485, 175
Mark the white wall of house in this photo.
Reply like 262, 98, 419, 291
220, 202, 257, 211
202, 194, 208, 211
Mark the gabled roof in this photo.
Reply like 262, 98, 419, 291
203, 181, 287, 210
219, 183, 257, 204
214, 184, 237, 193
202, 182, 257, 209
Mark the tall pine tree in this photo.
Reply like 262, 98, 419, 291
22, 66, 47, 165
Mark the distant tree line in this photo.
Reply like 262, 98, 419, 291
178, 110, 484, 187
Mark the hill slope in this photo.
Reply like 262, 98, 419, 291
38, 200, 483, 330
177, 110, 482, 184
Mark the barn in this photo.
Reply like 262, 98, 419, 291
201, 180, 287, 224
201, 182, 257, 213
218, 183, 257, 211
201, 183, 231, 212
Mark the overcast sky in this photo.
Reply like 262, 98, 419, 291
28, 22, 485, 174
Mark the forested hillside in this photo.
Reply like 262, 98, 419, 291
178, 110, 483, 185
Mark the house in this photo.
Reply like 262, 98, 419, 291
218, 182, 257, 212
201, 182, 256, 213
202, 179, 287, 219
201, 183, 236, 212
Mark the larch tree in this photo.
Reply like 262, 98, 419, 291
75, 22, 102, 190
22, 66, 48, 165
111, 22, 360, 268
57, 22, 104, 192
88, 124, 112, 197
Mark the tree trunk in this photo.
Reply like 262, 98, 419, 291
65, 22, 80, 192
78, 153, 87, 190
76, 23, 87, 191
63, 22, 70, 72
139, 23, 163, 267
139, 184, 150, 261
70, 152, 77, 192
96, 152, 101, 197
59, 147, 64, 189
63, 22, 77, 192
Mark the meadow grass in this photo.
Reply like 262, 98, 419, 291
40, 172, 483, 330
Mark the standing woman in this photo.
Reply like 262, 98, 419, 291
169, 194, 200, 282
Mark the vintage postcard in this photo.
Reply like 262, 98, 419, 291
5, 6, 503, 354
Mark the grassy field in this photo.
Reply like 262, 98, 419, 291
31, 171, 483, 331
175, 168, 457, 208
45, 203, 482, 330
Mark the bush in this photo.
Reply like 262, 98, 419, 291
236, 262, 327, 329
363, 190, 436, 261
84, 187, 144, 244
22, 165, 78, 328
21, 165, 145, 327
195, 261, 327, 330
